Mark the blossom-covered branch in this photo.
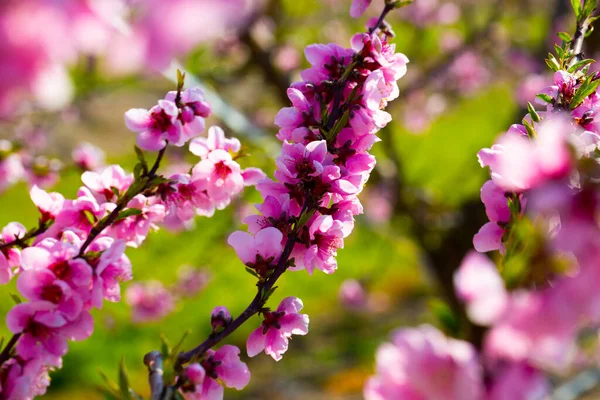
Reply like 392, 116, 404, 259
365, 1, 600, 398
0, 74, 264, 398
137, 1, 411, 399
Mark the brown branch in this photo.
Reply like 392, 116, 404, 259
0, 334, 21, 365
144, 351, 165, 400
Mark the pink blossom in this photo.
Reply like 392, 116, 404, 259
30, 185, 64, 223
17, 269, 83, 322
183, 345, 250, 399
487, 363, 549, 400
0, 152, 24, 193
339, 279, 367, 309
125, 281, 174, 323
125, 99, 182, 151
165, 87, 212, 142
191, 150, 245, 206
84, 238, 132, 308
72, 142, 105, 171
364, 325, 484, 400
0, 356, 55, 399
303, 215, 346, 274
228, 227, 283, 277
6, 302, 92, 360
106, 194, 166, 247
454, 251, 507, 326
81, 165, 133, 203
175, 266, 210, 297
473, 180, 512, 254
247, 297, 309, 361
20, 240, 92, 297
350, 0, 372, 18
189, 125, 240, 159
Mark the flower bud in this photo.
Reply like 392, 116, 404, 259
210, 306, 232, 333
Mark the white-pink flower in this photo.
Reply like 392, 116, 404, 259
246, 297, 309, 361
454, 251, 508, 326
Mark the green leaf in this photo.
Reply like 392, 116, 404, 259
326, 109, 351, 142
262, 286, 278, 302
523, 120, 537, 139
296, 209, 316, 229
160, 333, 172, 358
177, 69, 186, 91
245, 267, 259, 278
171, 330, 191, 361
97, 370, 120, 398
134, 146, 147, 167
114, 208, 143, 222
545, 55, 560, 72
583, 0, 598, 18
568, 58, 596, 72
557, 31, 572, 42
428, 299, 461, 337
391, 0, 413, 9
9, 293, 22, 304
527, 102, 541, 123
83, 209, 97, 225
536, 93, 554, 103
570, 77, 600, 109
118, 358, 132, 400
571, 0, 583, 20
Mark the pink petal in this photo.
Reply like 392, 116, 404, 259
264, 329, 288, 361
246, 327, 266, 358
124, 108, 152, 132
227, 231, 256, 265
254, 227, 283, 261
241, 168, 266, 186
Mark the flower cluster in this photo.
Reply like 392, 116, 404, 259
168, 3, 409, 399
366, 17, 600, 398
0, 85, 261, 399
230, 0, 407, 362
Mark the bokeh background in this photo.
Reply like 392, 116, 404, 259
1, 0, 599, 398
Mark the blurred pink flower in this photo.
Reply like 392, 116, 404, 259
126, 280, 175, 323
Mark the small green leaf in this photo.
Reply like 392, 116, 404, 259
177, 69, 186, 92
171, 330, 191, 361
428, 299, 461, 337
160, 333, 172, 358
326, 109, 351, 142
245, 267, 259, 278
97, 370, 120, 398
391, 0, 413, 9
262, 286, 278, 302
571, 0, 583, 20
571, 77, 600, 109
568, 58, 596, 72
536, 93, 554, 103
118, 358, 132, 400
527, 102, 541, 123
83, 210, 97, 225
545, 55, 560, 72
523, 120, 537, 139
296, 209, 316, 229
9, 293, 22, 304
583, 0, 598, 18
114, 208, 143, 222
557, 31, 572, 42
